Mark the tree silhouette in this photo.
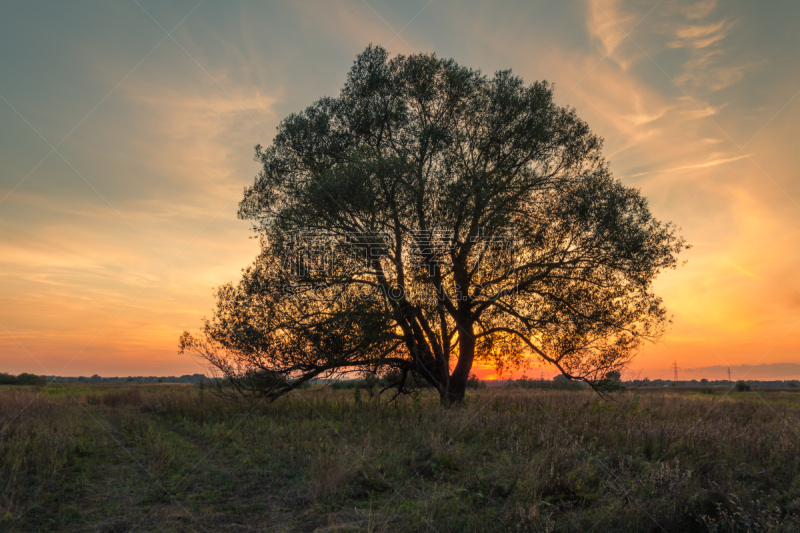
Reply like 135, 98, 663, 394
180, 45, 687, 404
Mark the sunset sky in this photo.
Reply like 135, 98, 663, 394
2, 0, 799, 381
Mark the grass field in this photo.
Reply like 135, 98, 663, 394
2, 383, 800, 532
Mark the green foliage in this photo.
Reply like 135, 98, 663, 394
183, 45, 687, 404
735, 380, 752, 392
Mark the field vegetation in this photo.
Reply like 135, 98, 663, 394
2, 382, 799, 532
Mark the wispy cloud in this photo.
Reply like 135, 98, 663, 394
669, 19, 729, 49
627, 153, 749, 177
684, 0, 717, 20
662, 1, 759, 92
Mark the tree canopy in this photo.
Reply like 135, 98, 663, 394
180, 45, 687, 404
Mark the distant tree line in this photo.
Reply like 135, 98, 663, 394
627, 378, 799, 388
3, 371, 796, 390
4, 373, 209, 384
0, 373, 47, 386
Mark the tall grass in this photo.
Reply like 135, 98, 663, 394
0, 388, 95, 527
1, 384, 799, 531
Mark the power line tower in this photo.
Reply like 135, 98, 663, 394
672, 360, 681, 382
728, 367, 731, 383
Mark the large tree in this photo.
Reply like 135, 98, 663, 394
181, 45, 686, 404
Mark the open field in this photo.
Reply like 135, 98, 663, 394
2, 384, 800, 532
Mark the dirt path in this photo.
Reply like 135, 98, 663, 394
64, 407, 305, 532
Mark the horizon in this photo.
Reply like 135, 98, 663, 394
3, 0, 800, 382
8, 362, 800, 383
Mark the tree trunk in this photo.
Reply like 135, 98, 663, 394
440, 328, 475, 405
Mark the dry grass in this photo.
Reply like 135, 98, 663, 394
1, 383, 799, 531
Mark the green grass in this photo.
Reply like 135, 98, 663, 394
2, 383, 800, 531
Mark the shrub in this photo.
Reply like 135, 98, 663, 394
513, 377, 583, 391
734, 380, 751, 392
466, 373, 486, 389
332, 379, 379, 390
595, 370, 626, 392
596, 379, 627, 393
332, 370, 435, 393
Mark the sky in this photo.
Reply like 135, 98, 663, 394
1, 0, 799, 381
